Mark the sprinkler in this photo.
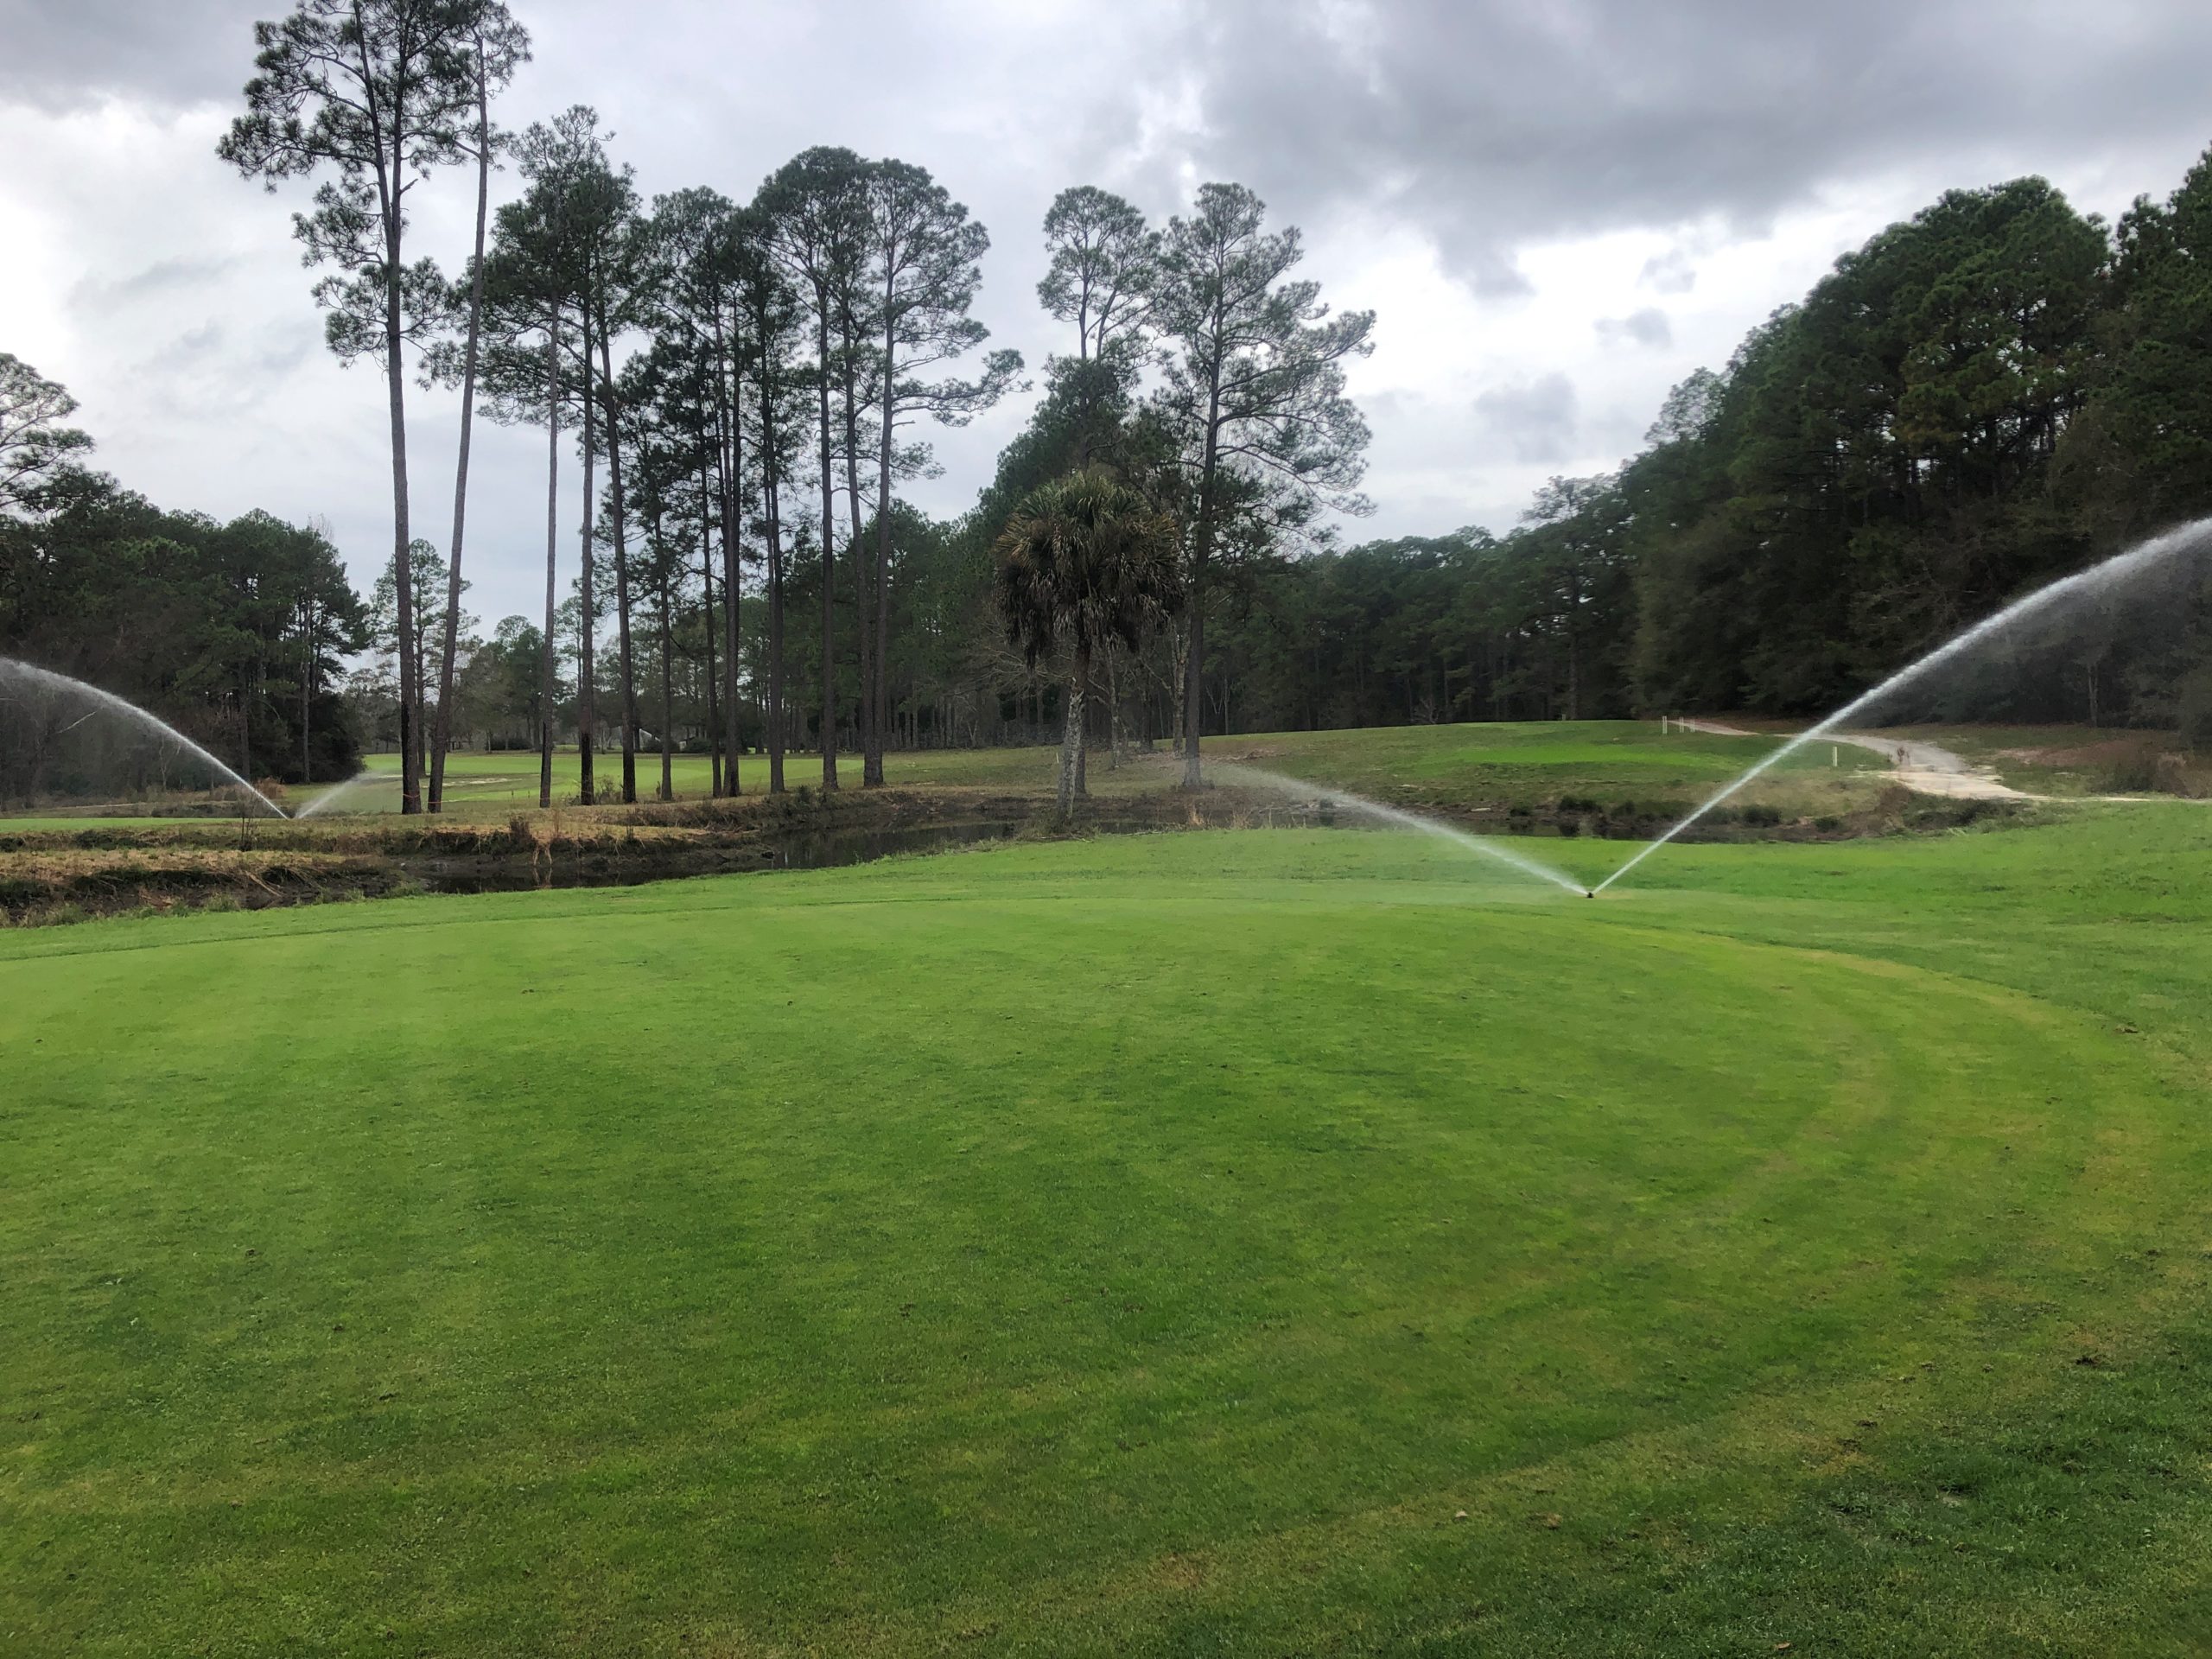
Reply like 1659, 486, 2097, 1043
1584, 888, 1595, 899
1587, 512, 2212, 895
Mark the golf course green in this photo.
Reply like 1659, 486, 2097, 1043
5, 804, 2211, 1654
316, 720, 1890, 820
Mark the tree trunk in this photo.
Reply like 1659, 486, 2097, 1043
841, 321, 878, 786
815, 296, 839, 791
539, 320, 560, 810
299, 597, 315, 785
1105, 650, 1121, 770
697, 452, 722, 798
576, 342, 597, 808
712, 306, 742, 798
1057, 651, 1086, 821
382, 181, 419, 815
598, 350, 638, 804
721, 426, 742, 799
1181, 409, 1221, 788
416, 616, 431, 782
429, 48, 492, 816
1076, 642, 1092, 796
658, 582, 676, 802
761, 372, 787, 795
870, 281, 898, 788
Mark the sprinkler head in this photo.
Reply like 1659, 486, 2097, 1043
1584, 888, 1596, 899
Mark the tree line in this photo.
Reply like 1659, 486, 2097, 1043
21, 0, 2212, 810
218, 0, 1377, 811
289, 0, 2204, 791
1180, 156, 2212, 742
0, 353, 364, 802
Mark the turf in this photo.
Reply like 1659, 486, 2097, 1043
6, 807, 2212, 1654
338, 741, 1145, 814
6, 719, 2145, 829
1201, 719, 1885, 808
0, 817, 188, 833
324, 721, 1886, 820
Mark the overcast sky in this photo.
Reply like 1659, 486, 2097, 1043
5, 0, 2212, 626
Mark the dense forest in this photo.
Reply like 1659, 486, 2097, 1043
7, 0, 2212, 810
1196, 161, 2212, 740
0, 353, 364, 797
434, 143, 2211, 769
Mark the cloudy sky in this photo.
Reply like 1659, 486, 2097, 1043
5, 0, 2212, 625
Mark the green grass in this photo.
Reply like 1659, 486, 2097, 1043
7, 805, 2212, 1654
0, 816, 188, 833
16, 718, 2181, 830
1205, 719, 1884, 808
325, 743, 1154, 817
325, 721, 1885, 820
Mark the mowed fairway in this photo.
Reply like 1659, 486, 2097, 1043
323, 720, 1885, 818
5, 814, 2212, 1654
334, 742, 1119, 814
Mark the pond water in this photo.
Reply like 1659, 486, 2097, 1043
397, 819, 1041, 895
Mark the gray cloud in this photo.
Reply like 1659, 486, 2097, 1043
0, 0, 255, 111
1472, 373, 1579, 465
1596, 307, 1670, 349
1638, 249, 1697, 295
16, 1, 2212, 290
69, 255, 244, 313
1173, 0, 2212, 288
8, 0, 2211, 615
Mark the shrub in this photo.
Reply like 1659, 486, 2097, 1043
2154, 753, 2212, 798
2101, 740, 2161, 793
2179, 664, 2212, 754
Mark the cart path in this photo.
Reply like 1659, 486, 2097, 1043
1670, 719, 2034, 800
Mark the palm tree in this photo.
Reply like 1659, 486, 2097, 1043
995, 469, 1182, 818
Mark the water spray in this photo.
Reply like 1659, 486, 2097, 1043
1588, 515, 2212, 895
0, 656, 290, 817
1199, 758, 1587, 895
295, 771, 372, 817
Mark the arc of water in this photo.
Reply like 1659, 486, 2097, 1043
1, 656, 289, 818
295, 770, 373, 818
1591, 515, 2212, 895
1203, 759, 1589, 895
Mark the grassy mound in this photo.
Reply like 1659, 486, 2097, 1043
5, 816, 2211, 1653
